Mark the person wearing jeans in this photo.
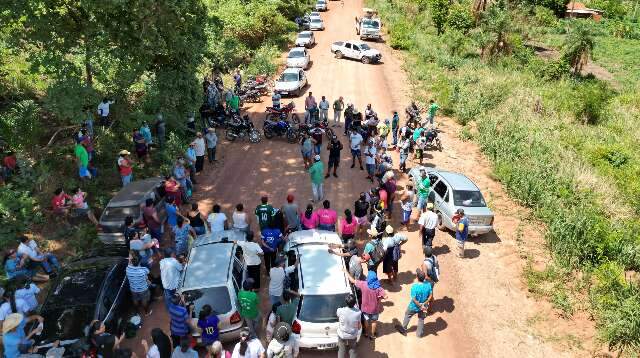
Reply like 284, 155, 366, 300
17, 236, 60, 276
205, 128, 218, 163
309, 155, 324, 202
395, 269, 432, 337
336, 294, 361, 358
333, 96, 344, 127
319, 96, 330, 123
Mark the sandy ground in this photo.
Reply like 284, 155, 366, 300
122, 0, 595, 356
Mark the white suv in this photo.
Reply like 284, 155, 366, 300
283, 230, 360, 350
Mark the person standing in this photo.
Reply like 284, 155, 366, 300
454, 208, 469, 258
427, 99, 440, 125
318, 96, 330, 123
140, 121, 153, 149
238, 278, 261, 338
268, 258, 297, 305
197, 304, 220, 346
185, 143, 198, 185
272, 92, 282, 109
235, 234, 263, 289
343, 104, 354, 135
187, 203, 207, 236
205, 128, 218, 163
391, 111, 400, 147
117, 150, 133, 186
133, 128, 148, 164
172, 336, 199, 358
339, 209, 358, 243
304, 92, 317, 124
349, 130, 364, 170
400, 185, 415, 226
75, 140, 91, 180
353, 193, 369, 238
421, 246, 439, 311
232, 203, 250, 233
276, 291, 300, 325
344, 269, 386, 340
381, 225, 409, 283
155, 113, 166, 149
395, 269, 432, 337
325, 135, 343, 178
300, 204, 319, 230
97, 97, 115, 127
261, 223, 283, 276
173, 216, 196, 257
332, 96, 344, 127
364, 140, 377, 182
308, 155, 324, 203
193, 132, 206, 173
232, 328, 266, 358
282, 194, 300, 232
300, 134, 313, 169
159, 248, 183, 311
126, 255, 152, 317
416, 169, 431, 212
398, 135, 410, 173
266, 323, 299, 358
141, 328, 172, 358
309, 123, 324, 155
316, 200, 337, 231
168, 293, 193, 348
207, 204, 228, 233
336, 294, 361, 358
233, 70, 242, 93
255, 196, 276, 231
418, 203, 438, 247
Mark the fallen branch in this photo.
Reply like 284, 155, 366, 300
44, 124, 81, 148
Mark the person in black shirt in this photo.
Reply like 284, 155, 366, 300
354, 192, 370, 239
89, 320, 124, 358
325, 135, 343, 178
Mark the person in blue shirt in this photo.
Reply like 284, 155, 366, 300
395, 269, 432, 337
2, 313, 44, 358
197, 304, 220, 346
140, 121, 153, 147
165, 197, 179, 229
454, 208, 469, 258
261, 225, 283, 274
3, 250, 35, 280
185, 144, 198, 185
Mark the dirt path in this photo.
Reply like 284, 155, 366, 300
123, 0, 593, 356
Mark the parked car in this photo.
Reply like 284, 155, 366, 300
274, 68, 308, 97
179, 229, 247, 343
286, 47, 311, 69
308, 11, 321, 19
33, 246, 130, 355
315, 0, 328, 11
98, 177, 167, 243
284, 230, 360, 350
330, 40, 382, 64
295, 31, 316, 48
409, 166, 494, 235
309, 17, 325, 31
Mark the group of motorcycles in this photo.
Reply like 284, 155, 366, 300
236, 75, 270, 106
262, 102, 336, 143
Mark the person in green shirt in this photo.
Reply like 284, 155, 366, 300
309, 155, 325, 202
427, 99, 439, 125
238, 279, 260, 338
391, 111, 399, 147
276, 291, 300, 325
416, 169, 431, 211
74, 142, 90, 179
255, 196, 276, 230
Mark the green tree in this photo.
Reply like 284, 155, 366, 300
431, 0, 452, 35
562, 20, 596, 74
447, 3, 476, 34
477, 3, 513, 59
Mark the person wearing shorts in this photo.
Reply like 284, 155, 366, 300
126, 255, 152, 317
326, 136, 343, 178
345, 270, 386, 340
353, 193, 370, 237
349, 131, 364, 170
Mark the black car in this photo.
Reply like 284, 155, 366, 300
34, 248, 130, 355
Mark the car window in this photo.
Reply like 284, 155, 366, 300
345, 43, 352, 49
453, 190, 487, 207
103, 206, 140, 222
232, 258, 243, 291
298, 294, 348, 323
352, 45, 360, 51
183, 287, 232, 316
428, 174, 439, 184
288, 50, 305, 58
359, 43, 371, 50
280, 73, 298, 82
433, 181, 448, 201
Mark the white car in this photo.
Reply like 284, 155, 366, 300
316, 0, 328, 11
309, 17, 325, 31
295, 31, 316, 48
309, 11, 321, 19
330, 40, 382, 64
286, 47, 310, 69
284, 230, 361, 351
274, 68, 308, 96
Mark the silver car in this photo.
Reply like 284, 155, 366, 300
179, 230, 247, 342
409, 167, 494, 235
286, 47, 310, 69
295, 31, 316, 48
315, 0, 327, 11
309, 17, 325, 31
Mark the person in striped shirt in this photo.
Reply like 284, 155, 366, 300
125, 254, 152, 317
168, 293, 194, 349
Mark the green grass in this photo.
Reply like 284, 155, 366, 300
592, 36, 640, 89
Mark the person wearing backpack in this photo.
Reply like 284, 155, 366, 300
421, 246, 439, 313
381, 225, 409, 284
363, 227, 385, 272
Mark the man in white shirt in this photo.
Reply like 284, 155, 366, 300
336, 294, 361, 358
319, 96, 330, 123
268, 258, 297, 306
207, 204, 228, 233
193, 133, 206, 173
17, 236, 60, 276
235, 232, 264, 290
364, 141, 377, 181
205, 128, 218, 163
349, 131, 364, 170
418, 203, 438, 247
160, 248, 184, 310
97, 98, 115, 127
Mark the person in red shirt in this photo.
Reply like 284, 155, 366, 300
316, 200, 337, 232
117, 150, 133, 186
51, 188, 71, 215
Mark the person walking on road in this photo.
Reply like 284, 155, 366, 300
326, 135, 343, 178
344, 269, 386, 340
309, 155, 324, 203
418, 203, 438, 247
205, 128, 218, 163
391, 111, 400, 147
427, 99, 440, 125
336, 293, 361, 358
394, 268, 432, 338
333, 96, 344, 127
454, 208, 469, 258
349, 130, 364, 170
319, 96, 330, 123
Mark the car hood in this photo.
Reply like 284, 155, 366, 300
275, 81, 299, 90
40, 305, 94, 343
363, 49, 381, 57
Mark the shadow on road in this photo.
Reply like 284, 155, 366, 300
431, 295, 455, 314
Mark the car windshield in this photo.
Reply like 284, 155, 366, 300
47, 269, 107, 307
183, 287, 232, 315
358, 43, 371, 50
298, 294, 348, 323
298, 33, 311, 39
453, 190, 487, 207
362, 19, 380, 29
102, 206, 139, 221
311, 18, 322, 23
289, 51, 305, 58
279, 73, 299, 82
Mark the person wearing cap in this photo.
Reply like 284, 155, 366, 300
421, 246, 439, 310
232, 327, 265, 358
308, 155, 324, 203
3, 312, 44, 358
159, 248, 184, 311
325, 135, 343, 178
117, 150, 133, 187
416, 169, 431, 211
454, 208, 469, 258
238, 278, 260, 337
266, 322, 299, 358
363, 227, 383, 271
332, 96, 344, 127
418, 202, 438, 247
336, 294, 361, 358
281, 194, 300, 232
395, 268, 432, 337
381, 225, 409, 283
205, 128, 218, 163
193, 132, 206, 173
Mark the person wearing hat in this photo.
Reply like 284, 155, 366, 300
193, 132, 206, 173
418, 202, 438, 247
205, 128, 218, 163
308, 154, 324, 203
363, 227, 383, 271
3, 312, 44, 358
454, 208, 469, 258
185, 142, 198, 185
231, 327, 265, 357
117, 150, 133, 187
381, 225, 409, 283
325, 135, 343, 178
266, 322, 299, 358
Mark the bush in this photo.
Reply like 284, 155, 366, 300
388, 22, 414, 50
539, 58, 572, 80
0, 100, 45, 152
534, 6, 559, 27
246, 43, 281, 76
0, 184, 43, 246
447, 3, 475, 34
572, 80, 614, 125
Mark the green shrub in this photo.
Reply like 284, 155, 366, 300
538, 58, 572, 80
572, 80, 614, 125
0, 100, 45, 152
246, 43, 281, 76
0, 184, 43, 246
447, 3, 475, 34
444, 30, 469, 56
388, 21, 414, 50
534, 6, 559, 27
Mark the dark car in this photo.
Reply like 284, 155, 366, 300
33, 247, 130, 355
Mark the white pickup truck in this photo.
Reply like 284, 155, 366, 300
355, 8, 382, 41
330, 40, 382, 64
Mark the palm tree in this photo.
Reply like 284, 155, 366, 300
477, 4, 512, 59
562, 21, 596, 75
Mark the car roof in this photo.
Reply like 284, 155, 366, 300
289, 47, 306, 52
346, 40, 367, 45
298, 31, 313, 36
310, 17, 322, 20
181, 241, 234, 289
282, 67, 302, 74
107, 177, 162, 207
194, 229, 246, 246
437, 171, 480, 191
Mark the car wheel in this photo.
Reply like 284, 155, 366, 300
437, 212, 448, 231
335, 51, 343, 59
361, 56, 371, 64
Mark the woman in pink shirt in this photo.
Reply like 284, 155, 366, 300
316, 200, 337, 231
300, 203, 319, 230
339, 209, 358, 243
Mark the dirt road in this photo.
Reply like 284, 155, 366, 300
123, 0, 591, 356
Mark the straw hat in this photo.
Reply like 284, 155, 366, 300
3, 313, 23, 334
385, 225, 394, 234
367, 227, 379, 237
119, 150, 130, 156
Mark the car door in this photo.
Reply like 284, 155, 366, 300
351, 44, 361, 60
432, 180, 453, 223
343, 42, 352, 58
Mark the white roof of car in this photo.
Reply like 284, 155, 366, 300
298, 31, 313, 36
282, 67, 302, 75
289, 47, 306, 53
181, 242, 234, 289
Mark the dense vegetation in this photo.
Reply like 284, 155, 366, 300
0, 1, 308, 258
369, 0, 640, 354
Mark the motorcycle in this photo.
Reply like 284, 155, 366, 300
239, 88, 262, 105
424, 127, 442, 151
226, 115, 262, 143
299, 120, 335, 140
265, 101, 300, 124
264, 118, 298, 143
201, 103, 228, 128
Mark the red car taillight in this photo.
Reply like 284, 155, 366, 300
292, 320, 302, 334
230, 311, 241, 324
